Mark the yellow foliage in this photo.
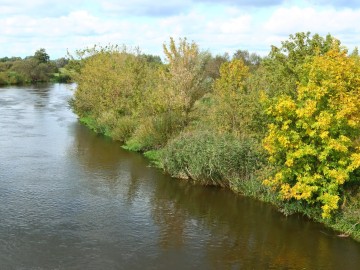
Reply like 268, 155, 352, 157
263, 46, 360, 218
285, 157, 294, 167
319, 193, 340, 219
274, 96, 296, 114
296, 100, 317, 117
349, 153, 360, 171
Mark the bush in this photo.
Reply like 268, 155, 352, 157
0, 72, 8, 85
124, 111, 186, 152
110, 116, 137, 142
263, 46, 360, 219
162, 131, 265, 187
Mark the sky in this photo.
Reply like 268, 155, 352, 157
0, 0, 359, 59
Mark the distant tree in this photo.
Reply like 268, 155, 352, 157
54, 57, 69, 68
0, 57, 10, 62
0, 61, 13, 72
34, 48, 50, 63
0, 57, 21, 62
350, 47, 359, 58
11, 58, 38, 82
204, 53, 229, 80
141, 54, 162, 65
10, 57, 22, 62
233, 50, 262, 72
11, 55, 56, 83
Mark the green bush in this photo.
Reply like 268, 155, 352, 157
162, 131, 265, 187
110, 115, 137, 142
0, 72, 8, 85
124, 112, 186, 152
79, 116, 110, 136
144, 150, 163, 168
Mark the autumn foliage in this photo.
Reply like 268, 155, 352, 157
263, 45, 360, 218
71, 33, 360, 226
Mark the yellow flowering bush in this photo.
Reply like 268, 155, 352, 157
263, 46, 360, 218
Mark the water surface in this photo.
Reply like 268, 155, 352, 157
0, 84, 359, 269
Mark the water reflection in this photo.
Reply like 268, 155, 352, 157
68, 109, 360, 269
68, 122, 155, 204
69, 123, 124, 173
150, 173, 360, 269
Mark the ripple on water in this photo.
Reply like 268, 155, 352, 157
0, 84, 360, 270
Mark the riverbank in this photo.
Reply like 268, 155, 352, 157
79, 115, 360, 242
70, 34, 360, 243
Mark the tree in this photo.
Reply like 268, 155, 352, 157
161, 37, 211, 125
204, 53, 229, 80
141, 54, 162, 65
233, 49, 262, 72
34, 48, 50, 63
263, 46, 360, 218
72, 45, 156, 141
261, 32, 337, 98
209, 59, 248, 136
11, 58, 38, 82
124, 38, 212, 150
54, 57, 69, 68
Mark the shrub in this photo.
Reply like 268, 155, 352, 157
263, 46, 360, 218
0, 72, 8, 85
162, 131, 265, 187
207, 58, 263, 139
124, 112, 185, 152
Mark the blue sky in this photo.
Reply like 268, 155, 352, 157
0, 0, 359, 59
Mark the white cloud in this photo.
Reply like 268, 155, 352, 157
265, 7, 360, 33
0, 1, 359, 59
263, 6, 360, 50
100, 0, 192, 16
0, 0, 88, 17
195, 0, 284, 7
306, 0, 360, 8
0, 11, 112, 37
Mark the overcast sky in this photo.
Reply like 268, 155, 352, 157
0, 0, 359, 59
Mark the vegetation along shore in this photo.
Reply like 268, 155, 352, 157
0, 48, 73, 85
28, 32, 360, 240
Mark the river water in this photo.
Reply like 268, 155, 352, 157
0, 83, 359, 269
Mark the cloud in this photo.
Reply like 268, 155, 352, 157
306, 0, 360, 8
265, 7, 360, 34
99, 0, 284, 17
194, 0, 284, 7
100, 0, 192, 17
0, 0, 359, 59
0, 11, 114, 38
263, 6, 360, 51
0, 0, 91, 17
0, 10, 127, 58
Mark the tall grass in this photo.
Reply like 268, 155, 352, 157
162, 131, 266, 187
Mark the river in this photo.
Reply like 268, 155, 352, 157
0, 83, 359, 269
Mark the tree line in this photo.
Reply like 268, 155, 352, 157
0, 48, 72, 85
70, 33, 360, 240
